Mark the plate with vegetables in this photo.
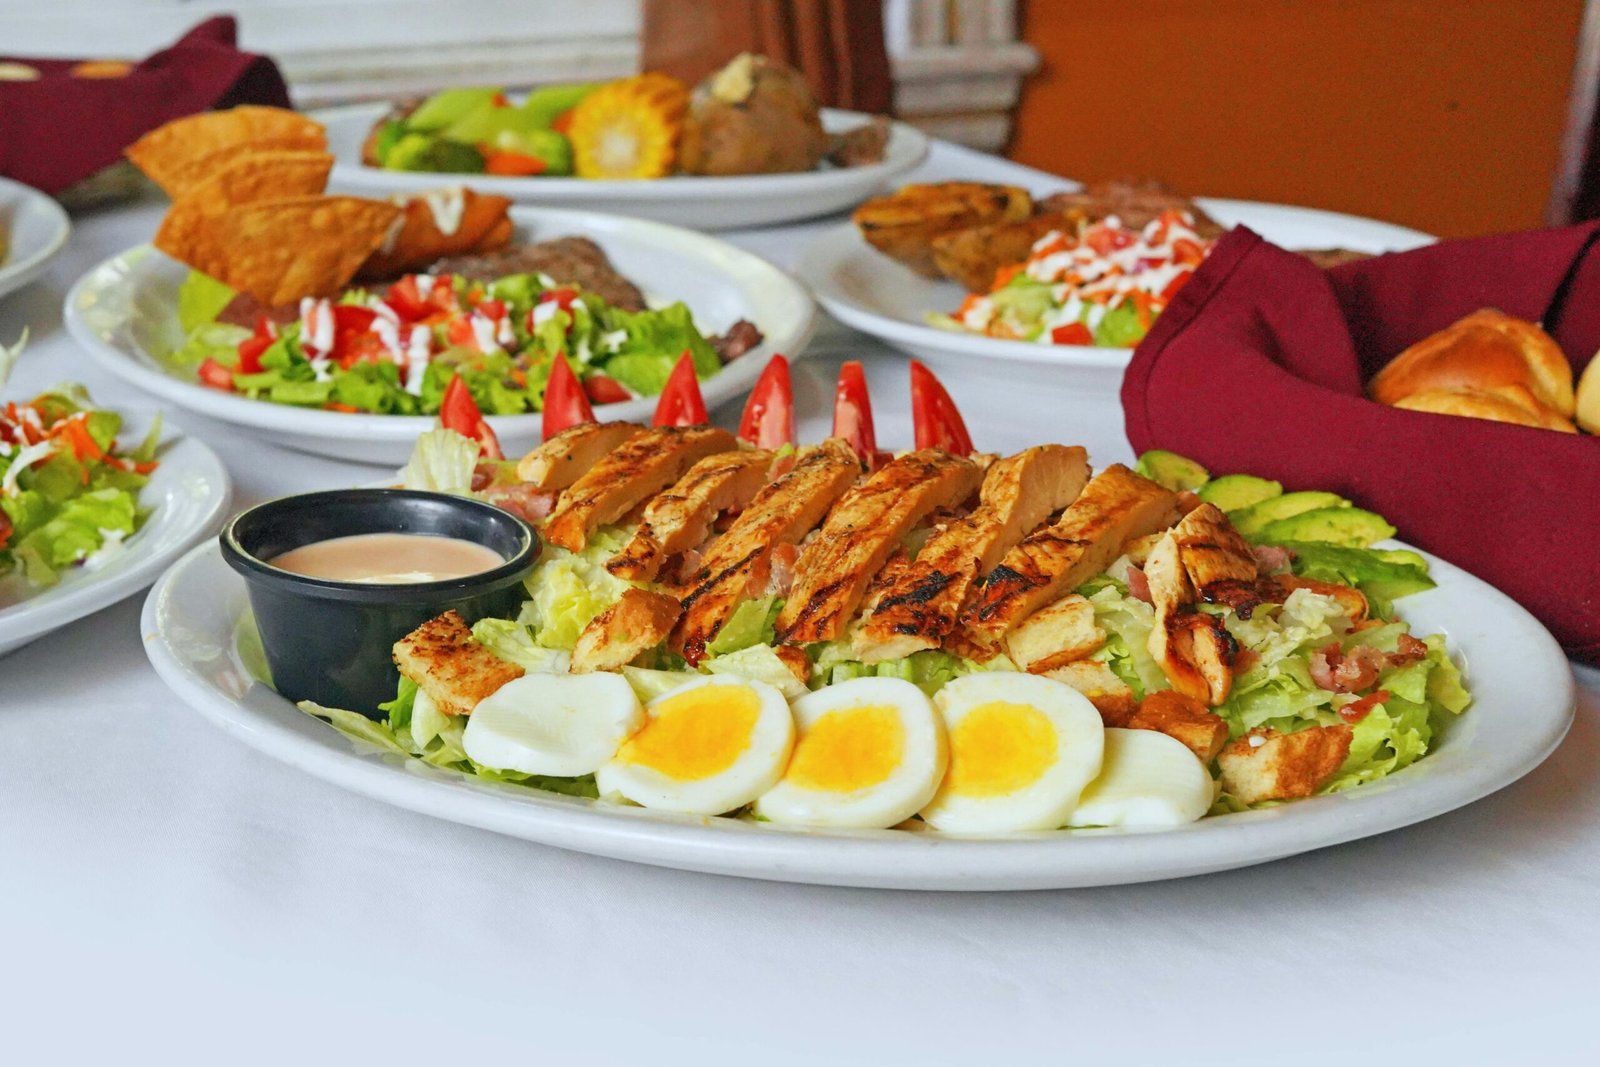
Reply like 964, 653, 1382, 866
320, 55, 929, 230
796, 182, 1434, 397
64, 203, 816, 465
142, 360, 1571, 888
0, 337, 231, 656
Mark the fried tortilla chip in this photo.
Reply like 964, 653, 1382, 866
193, 196, 402, 306
154, 150, 335, 270
357, 188, 514, 280
126, 106, 327, 197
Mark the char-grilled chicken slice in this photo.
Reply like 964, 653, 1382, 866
671, 439, 862, 663
1145, 503, 1256, 705
605, 449, 773, 582
962, 464, 1178, 647
543, 426, 738, 553
856, 444, 1089, 661
776, 449, 983, 646
571, 589, 683, 673
515, 421, 644, 491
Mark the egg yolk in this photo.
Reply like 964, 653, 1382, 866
785, 704, 905, 793
944, 701, 1057, 798
616, 685, 759, 780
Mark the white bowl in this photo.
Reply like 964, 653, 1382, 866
63, 205, 816, 466
320, 103, 929, 230
0, 177, 71, 303
794, 198, 1436, 402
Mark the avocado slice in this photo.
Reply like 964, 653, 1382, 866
1134, 450, 1209, 492
1198, 474, 1281, 512
1229, 490, 1347, 535
1257, 507, 1396, 548
407, 87, 504, 133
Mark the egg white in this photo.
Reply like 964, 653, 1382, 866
755, 677, 947, 829
919, 673, 1104, 833
1067, 727, 1215, 829
463, 672, 643, 777
596, 675, 794, 815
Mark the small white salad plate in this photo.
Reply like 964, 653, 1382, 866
0, 176, 71, 303
320, 103, 930, 230
1, 417, 231, 657
62, 205, 816, 466
144, 540, 1573, 891
794, 198, 1435, 400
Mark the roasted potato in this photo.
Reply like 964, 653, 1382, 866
853, 182, 1033, 277
678, 54, 830, 177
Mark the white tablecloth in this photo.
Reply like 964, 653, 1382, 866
3, 143, 1596, 1066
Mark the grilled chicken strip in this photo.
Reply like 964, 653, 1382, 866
776, 449, 983, 646
571, 589, 683, 673
857, 444, 1089, 661
1145, 503, 1256, 705
963, 464, 1178, 646
544, 426, 738, 553
605, 449, 773, 582
516, 421, 643, 492
671, 439, 862, 663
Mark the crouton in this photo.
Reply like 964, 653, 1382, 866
1125, 689, 1230, 762
1040, 659, 1136, 722
1217, 724, 1354, 804
774, 644, 812, 686
392, 610, 523, 716
1005, 593, 1106, 673
571, 589, 682, 673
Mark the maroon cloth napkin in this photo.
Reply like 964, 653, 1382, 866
0, 17, 291, 195
1122, 223, 1600, 663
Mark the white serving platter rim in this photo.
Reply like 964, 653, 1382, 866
0, 176, 71, 302
143, 537, 1574, 891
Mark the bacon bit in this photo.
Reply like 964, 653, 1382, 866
1391, 633, 1428, 665
1310, 641, 1386, 693
1125, 566, 1152, 604
1252, 544, 1294, 573
1232, 647, 1261, 674
1339, 689, 1390, 722
484, 482, 557, 524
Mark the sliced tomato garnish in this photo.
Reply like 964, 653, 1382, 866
583, 373, 633, 406
439, 374, 502, 459
197, 358, 235, 392
831, 361, 876, 461
385, 275, 457, 322
909, 360, 973, 454
652, 351, 708, 427
737, 354, 795, 449
542, 355, 596, 438
1050, 322, 1094, 346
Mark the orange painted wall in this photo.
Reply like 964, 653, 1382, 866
1008, 0, 1583, 237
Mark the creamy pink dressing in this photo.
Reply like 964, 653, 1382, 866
269, 533, 503, 584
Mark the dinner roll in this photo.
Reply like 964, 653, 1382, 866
1369, 309, 1576, 417
1393, 384, 1578, 433
1577, 355, 1600, 434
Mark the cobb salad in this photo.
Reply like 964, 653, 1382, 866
937, 210, 1213, 348
293, 357, 1470, 834
1, 334, 161, 590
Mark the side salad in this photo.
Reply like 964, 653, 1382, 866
1, 334, 161, 588
171, 268, 728, 418
294, 361, 1469, 832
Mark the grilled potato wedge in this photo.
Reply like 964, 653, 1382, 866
853, 182, 1032, 277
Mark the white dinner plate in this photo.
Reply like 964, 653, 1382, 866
143, 539, 1573, 890
795, 198, 1435, 400
0, 176, 71, 303
321, 103, 930, 230
62, 205, 816, 466
1, 417, 231, 657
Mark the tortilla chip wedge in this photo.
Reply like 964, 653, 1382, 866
126, 106, 327, 197
155, 150, 335, 270
192, 196, 402, 306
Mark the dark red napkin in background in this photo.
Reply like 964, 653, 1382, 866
0, 17, 291, 195
1123, 224, 1600, 663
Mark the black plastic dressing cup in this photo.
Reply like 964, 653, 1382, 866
221, 489, 539, 717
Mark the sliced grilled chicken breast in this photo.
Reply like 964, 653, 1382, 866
776, 449, 983, 646
857, 444, 1089, 661
515, 421, 644, 491
670, 439, 862, 663
963, 464, 1177, 646
571, 589, 683, 673
544, 426, 738, 553
605, 449, 773, 582
1145, 503, 1255, 705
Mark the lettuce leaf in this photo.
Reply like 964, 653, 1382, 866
401, 428, 480, 495
470, 618, 571, 673
515, 531, 633, 650
704, 644, 810, 701
705, 596, 780, 656
177, 271, 236, 334
599, 302, 720, 395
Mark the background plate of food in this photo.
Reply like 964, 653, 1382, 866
318, 56, 930, 230
795, 180, 1434, 398
0, 176, 71, 303
0, 382, 232, 657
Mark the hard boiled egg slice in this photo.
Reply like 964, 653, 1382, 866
1067, 728, 1215, 830
919, 673, 1104, 833
596, 676, 793, 815
463, 672, 643, 777
755, 677, 947, 830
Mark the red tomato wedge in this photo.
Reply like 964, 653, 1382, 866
440, 374, 503, 459
737, 354, 795, 449
197, 358, 235, 392
583, 373, 632, 406
1050, 322, 1094, 346
385, 275, 457, 322
653, 351, 708, 427
909, 360, 973, 454
831, 361, 876, 461
542, 356, 595, 438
